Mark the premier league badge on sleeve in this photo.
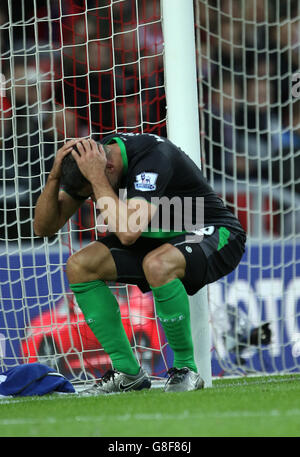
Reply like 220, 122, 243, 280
134, 172, 158, 191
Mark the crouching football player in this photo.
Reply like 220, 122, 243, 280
34, 133, 246, 393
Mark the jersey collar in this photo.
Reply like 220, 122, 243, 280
103, 136, 128, 177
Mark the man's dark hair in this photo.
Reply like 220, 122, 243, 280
60, 145, 89, 193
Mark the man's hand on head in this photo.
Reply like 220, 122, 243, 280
49, 139, 78, 180
71, 139, 107, 185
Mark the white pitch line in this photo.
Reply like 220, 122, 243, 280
1, 409, 300, 427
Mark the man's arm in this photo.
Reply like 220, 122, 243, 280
34, 140, 83, 238
95, 184, 155, 246
72, 139, 156, 245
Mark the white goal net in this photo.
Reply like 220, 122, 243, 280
0, 0, 299, 385
196, 0, 300, 376
0, 0, 168, 384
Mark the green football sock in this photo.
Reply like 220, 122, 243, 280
69, 280, 140, 375
151, 279, 197, 372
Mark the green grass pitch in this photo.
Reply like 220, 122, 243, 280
0, 374, 300, 438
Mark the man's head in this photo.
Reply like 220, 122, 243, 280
60, 141, 123, 198
60, 143, 90, 197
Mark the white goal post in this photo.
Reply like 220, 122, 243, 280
161, 0, 212, 387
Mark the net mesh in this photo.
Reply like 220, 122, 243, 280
196, 0, 300, 375
0, 0, 169, 383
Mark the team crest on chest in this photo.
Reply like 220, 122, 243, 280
134, 172, 158, 191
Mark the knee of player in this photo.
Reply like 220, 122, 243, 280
66, 252, 88, 282
66, 253, 80, 277
142, 253, 171, 287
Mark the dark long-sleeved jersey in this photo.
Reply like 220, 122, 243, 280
100, 132, 245, 238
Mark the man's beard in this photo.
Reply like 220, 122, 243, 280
105, 171, 121, 192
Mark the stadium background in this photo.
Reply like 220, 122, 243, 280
0, 0, 299, 382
